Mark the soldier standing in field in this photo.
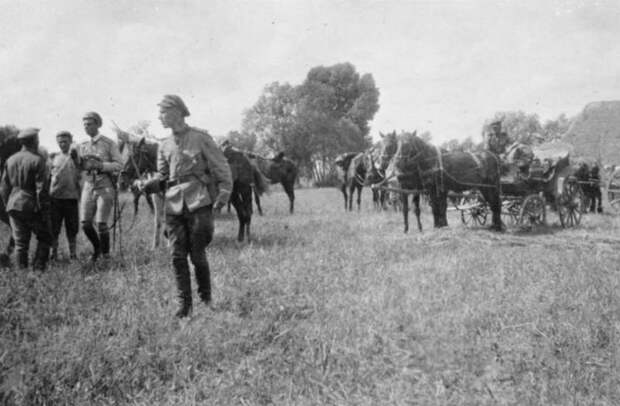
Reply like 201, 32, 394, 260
75, 112, 122, 262
138, 95, 232, 318
0, 128, 52, 270
49, 131, 81, 260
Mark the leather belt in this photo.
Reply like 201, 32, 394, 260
167, 175, 196, 187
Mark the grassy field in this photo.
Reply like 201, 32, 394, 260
1, 186, 620, 405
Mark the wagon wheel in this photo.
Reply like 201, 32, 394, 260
459, 194, 488, 227
557, 180, 584, 228
606, 171, 620, 213
518, 194, 546, 230
501, 199, 520, 227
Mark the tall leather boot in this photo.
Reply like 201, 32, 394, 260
173, 257, 193, 318
68, 238, 77, 260
99, 231, 110, 258
32, 242, 50, 271
82, 224, 100, 261
16, 249, 29, 270
195, 260, 212, 305
50, 239, 58, 261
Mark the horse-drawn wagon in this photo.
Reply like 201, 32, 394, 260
456, 144, 585, 230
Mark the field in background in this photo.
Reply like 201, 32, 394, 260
2, 186, 620, 405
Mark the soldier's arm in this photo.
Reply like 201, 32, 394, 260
36, 157, 51, 211
201, 134, 233, 205
0, 164, 11, 205
101, 141, 122, 173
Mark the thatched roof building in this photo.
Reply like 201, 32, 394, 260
562, 101, 620, 165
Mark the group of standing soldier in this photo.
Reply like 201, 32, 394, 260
1, 95, 233, 318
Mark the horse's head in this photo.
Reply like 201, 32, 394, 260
0, 125, 20, 162
118, 138, 157, 191
376, 131, 399, 172
388, 130, 434, 184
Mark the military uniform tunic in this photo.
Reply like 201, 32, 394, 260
77, 134, 122, 224
0, 147, 52, 269
154, 125, 232, 307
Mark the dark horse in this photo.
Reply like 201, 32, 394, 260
335, 152, 367, 211
0, 125, 20, 265
390, 131, 502, 231
222, 147, 269, 242
372, 131, 423, 233
117, 136, 164, 249
249, 152, 298, 214
574, 162, 603, 213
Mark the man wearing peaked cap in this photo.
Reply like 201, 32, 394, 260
0, 127, 53, 270
136, 94, 232, 318
75, 111, 122, 263
158, 94, 190, 117
486, 120, 510, 156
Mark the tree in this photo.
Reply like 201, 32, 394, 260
242, 62, 380, 184
542, 113, 572, 141
224, 130, 257, 152
482, 111, 543, 145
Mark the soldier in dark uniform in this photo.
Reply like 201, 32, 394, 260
589, 164, 603, 213
0, 128, 52, 270
486, 120, 510, 156
138, 95, 233, 318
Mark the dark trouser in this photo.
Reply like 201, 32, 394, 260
8, 210, 53, 270
166, 205, 215, 306
51, 198, 79, 257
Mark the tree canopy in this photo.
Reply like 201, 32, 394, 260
241, 62, 380, 182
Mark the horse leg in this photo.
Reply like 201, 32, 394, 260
145, 192, 155, 214
356, 184, 362, 211
283, 181, 295, 214
481, 187, 502, 231
254, 187, 263, 216
438, 191, 449, 227
428, 188, 441, 228
402, 192, 409, 233
413, 193, 422, 232
341, 184, 348, 211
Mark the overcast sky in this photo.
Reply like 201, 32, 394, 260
1, 0, 619, 150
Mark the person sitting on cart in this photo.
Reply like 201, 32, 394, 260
504, 140, 535, 179
486, 120, 510, 156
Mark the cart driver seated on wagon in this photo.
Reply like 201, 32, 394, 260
486, 120, 543, 180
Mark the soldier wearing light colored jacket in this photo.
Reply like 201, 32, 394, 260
139, 94, 232, 318
75, 111, 122, 262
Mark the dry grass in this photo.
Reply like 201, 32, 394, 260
1, 187, 620, 405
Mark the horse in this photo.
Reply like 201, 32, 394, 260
0, 125, 20, 265
249, 152, 298, 214
390, 131, 502, 231
373, 131, 423, 233
335, 152, 367, 211
574, 162, 603, 213
117, 135, 164, 249
363, 149, 388, 210
222, 147, 269, 242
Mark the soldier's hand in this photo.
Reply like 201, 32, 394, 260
133, 180, 145, 192
214, 200, 226, 212
91, 159, 104, 171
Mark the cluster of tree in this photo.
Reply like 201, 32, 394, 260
226, 62, 380, 185
438, 111, 573, 153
